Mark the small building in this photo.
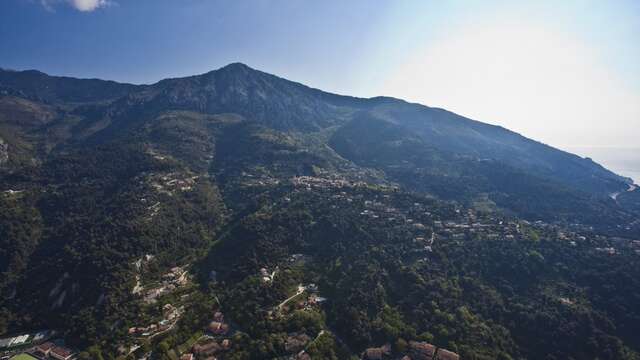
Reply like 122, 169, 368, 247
208, 321, 229, 335
408, 341, 436, 360
179, 354, 194, 360
9, 335, 30, 347
363, 344, 391, 360
193, 341, 221, 356
50, 346, 74, 360
35, 342, 55, 356
363, 348, 384, 360
308, 294, 327, 305
221, 339, 231, 350
435, 348, 460, 360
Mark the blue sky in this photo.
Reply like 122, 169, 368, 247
1, 0, 639, 150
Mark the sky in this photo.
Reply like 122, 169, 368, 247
1, 0, 639, 151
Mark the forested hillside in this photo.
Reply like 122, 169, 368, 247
1, 64, 639, 359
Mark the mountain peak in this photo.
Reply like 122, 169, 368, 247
221, 62, 251, 70
215, 62, 254, 74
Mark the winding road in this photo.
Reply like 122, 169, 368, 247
611, 183, 637, 201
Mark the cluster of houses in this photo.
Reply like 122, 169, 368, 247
259, 267, 277, 283
316, 180, 628, 255
188, 337, 231, 359
149, 172, 199, 195
288, 174, 638, 255
291, 175, 363, 190
185, 326, 231, 360
363, 341, 459, 360
2, 341, 75, 360
240, 171, 281, 187
433, 218, 521, 241
208, 311, 230, 336
32, 342, 74, 360
291, 293, 327, 312
0, 334, 31, 350
128, 303, 183, 338
142, 266, 189, 304
144, 201, 161, 221
595, 247, 617, 255
0, 331, 53, 356
596, 237, 640, 256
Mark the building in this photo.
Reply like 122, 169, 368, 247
363, 344, 391, 360
193, 341, 221, 357
208, 321, 229, 335
363, 348, 384, 360
35, 342, 55, 357
8, 335, 29, 347
435, 348, 460, 360
50, 346, 74, 360
408, 341, 436, 360
221, 339, 231, 350
179, 354, 194, 360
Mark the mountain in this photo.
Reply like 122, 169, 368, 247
1, 64, 635, 223
1, 63, 630, 187
1, 64, 639, 359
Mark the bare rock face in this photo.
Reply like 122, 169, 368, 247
0, 137, 8, 164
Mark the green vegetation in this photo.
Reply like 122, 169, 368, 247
10, 353, 39, 360
1, 63, 639, 359
199, 187, 640, 359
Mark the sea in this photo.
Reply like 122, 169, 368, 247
567, 147, 640, 185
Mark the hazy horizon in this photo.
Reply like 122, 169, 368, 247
567, 146, 640, 184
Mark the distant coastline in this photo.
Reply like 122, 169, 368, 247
567, 147, 640, 185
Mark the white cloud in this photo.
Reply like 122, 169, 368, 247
40, 0, 113, 12
69, 0, 110, 12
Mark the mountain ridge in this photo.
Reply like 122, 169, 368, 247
6, 63, 629, 188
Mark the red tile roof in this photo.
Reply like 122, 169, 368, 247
436, 348, 460, 360
51, 346, 73, 358
36, 342, 55, 352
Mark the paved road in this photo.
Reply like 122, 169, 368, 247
611, 183, 637, 200
276, 284, 305, 310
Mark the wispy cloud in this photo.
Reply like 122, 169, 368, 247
40, 0, 114, 12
